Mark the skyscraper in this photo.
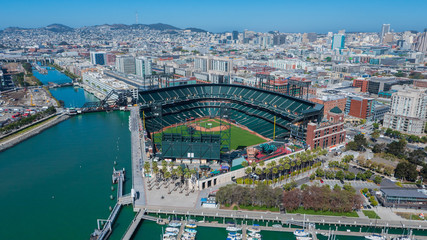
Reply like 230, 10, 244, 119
116, 55, 136, 74
331, 34, 345, 49
232, 30, 239, 40
380, 24, 391, 43
90, 51, 106, 65
414, 29, 427, 53
135, 57, 152, 78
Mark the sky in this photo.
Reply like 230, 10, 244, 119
1, 0, 426, 33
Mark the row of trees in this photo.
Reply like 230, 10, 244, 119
216, 184, 283, 208
384, 128, 427, 143
143, 160, 196, 181
283, 185, 363, 212
0, 107, 56, 133
312, 167, 381, 183
241, 148, 327, 183
357, 157, 394, 176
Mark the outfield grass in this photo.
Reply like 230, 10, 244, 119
156, 118, 267, 150
287, 207, 359, 217
362, 210, 380, 219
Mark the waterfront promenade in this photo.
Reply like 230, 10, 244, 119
129, 106, 146, 207
141, 206, 427, 230
0, 113, 69, 152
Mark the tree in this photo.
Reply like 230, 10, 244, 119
345, 172, 356, 180
245, 167, 252, 175
354, 134, 367, 148
395, 162, 418, 182
242, 161, 249, 168
335, 170, 345, 181
386, 139, 407, 158
144, 162, 150, 173
372, 122, 380, 129
374, 175, 382, 184
346, 141, 359, 151
255, 168, 262, 176
371, 130, 380, 139
372, 143, 386, 153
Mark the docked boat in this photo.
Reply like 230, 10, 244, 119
294, 229, 309, 237
181, 232, 196, 240
247, 226, 261, 233
392, 237, 411, 240
169, 221, 182, 228
296, 237, 312, 240
272, 224, 282, 228
184, 228, 197, 234
165, 227, 179, 234
227, 232, 242, 240
185, 223, 197, 229
226, 225, 242, 232
163, 233, 177, 240
365, 234, 386, 240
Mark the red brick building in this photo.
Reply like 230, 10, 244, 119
348, 96, 374, 119
306, 107, 346, 150
353, 79, 369, 92
309, 95, 346, 115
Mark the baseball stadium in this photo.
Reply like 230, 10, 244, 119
138, 83, 323, 162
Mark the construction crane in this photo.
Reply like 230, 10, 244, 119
30, 94, 35, 106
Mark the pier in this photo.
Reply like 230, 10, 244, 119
90, 169, 126, 240
121, 210, 146, 240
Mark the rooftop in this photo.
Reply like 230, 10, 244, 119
381, 188, 427, 199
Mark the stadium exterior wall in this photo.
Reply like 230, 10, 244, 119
196, 149, 306, 190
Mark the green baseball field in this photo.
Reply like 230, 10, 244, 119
155, 118, 267, 150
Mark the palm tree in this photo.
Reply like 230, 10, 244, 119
144, 162, 150, 174
255, 168, 262, 176
264, 168, 270, 180
168, 161, 174, 170
161, 160, 167, 169
284, 157, 290, 165
164, 171, 171, 181
242, 161, 249, 168
245, 167, 252, 175
278, 158, 284, 166
296, 159, 302, 171
259, 161, 265, 167
272, 167, 278, 179
278, 165, 284, 177
251, 161, 257, 169
284, 163, 290, 173
291, 161, 296, 171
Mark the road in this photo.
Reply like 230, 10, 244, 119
141, 206, 427, 230
130, 106, 147, 207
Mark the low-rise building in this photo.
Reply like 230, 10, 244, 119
306, 107, 346, 150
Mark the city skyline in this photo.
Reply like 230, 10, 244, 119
1, 0, 427, 33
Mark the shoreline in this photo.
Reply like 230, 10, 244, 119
0, 113, 70, 152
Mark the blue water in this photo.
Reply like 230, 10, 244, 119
33, 69, 72, 85
50, 86, 98, 108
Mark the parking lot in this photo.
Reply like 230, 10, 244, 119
309, 179, 378, 189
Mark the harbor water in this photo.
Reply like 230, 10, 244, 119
0, 68, 422, 240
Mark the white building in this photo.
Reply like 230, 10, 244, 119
135, 57, 152, 78
383, 86, 427, 134
82, 71, 138, 100
116, 55, 136, 74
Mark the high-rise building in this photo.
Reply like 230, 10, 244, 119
331, 34, 345, 49
383, 86, 427, 134
273, 34, 286, 45
90, 51, 106, 65
135, 57, 152, 78
414, 29, 427, 53
380, 24, 391, 43
232, 30, 239, 40
306, 32, 317, 42
116, 55, 136, 74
